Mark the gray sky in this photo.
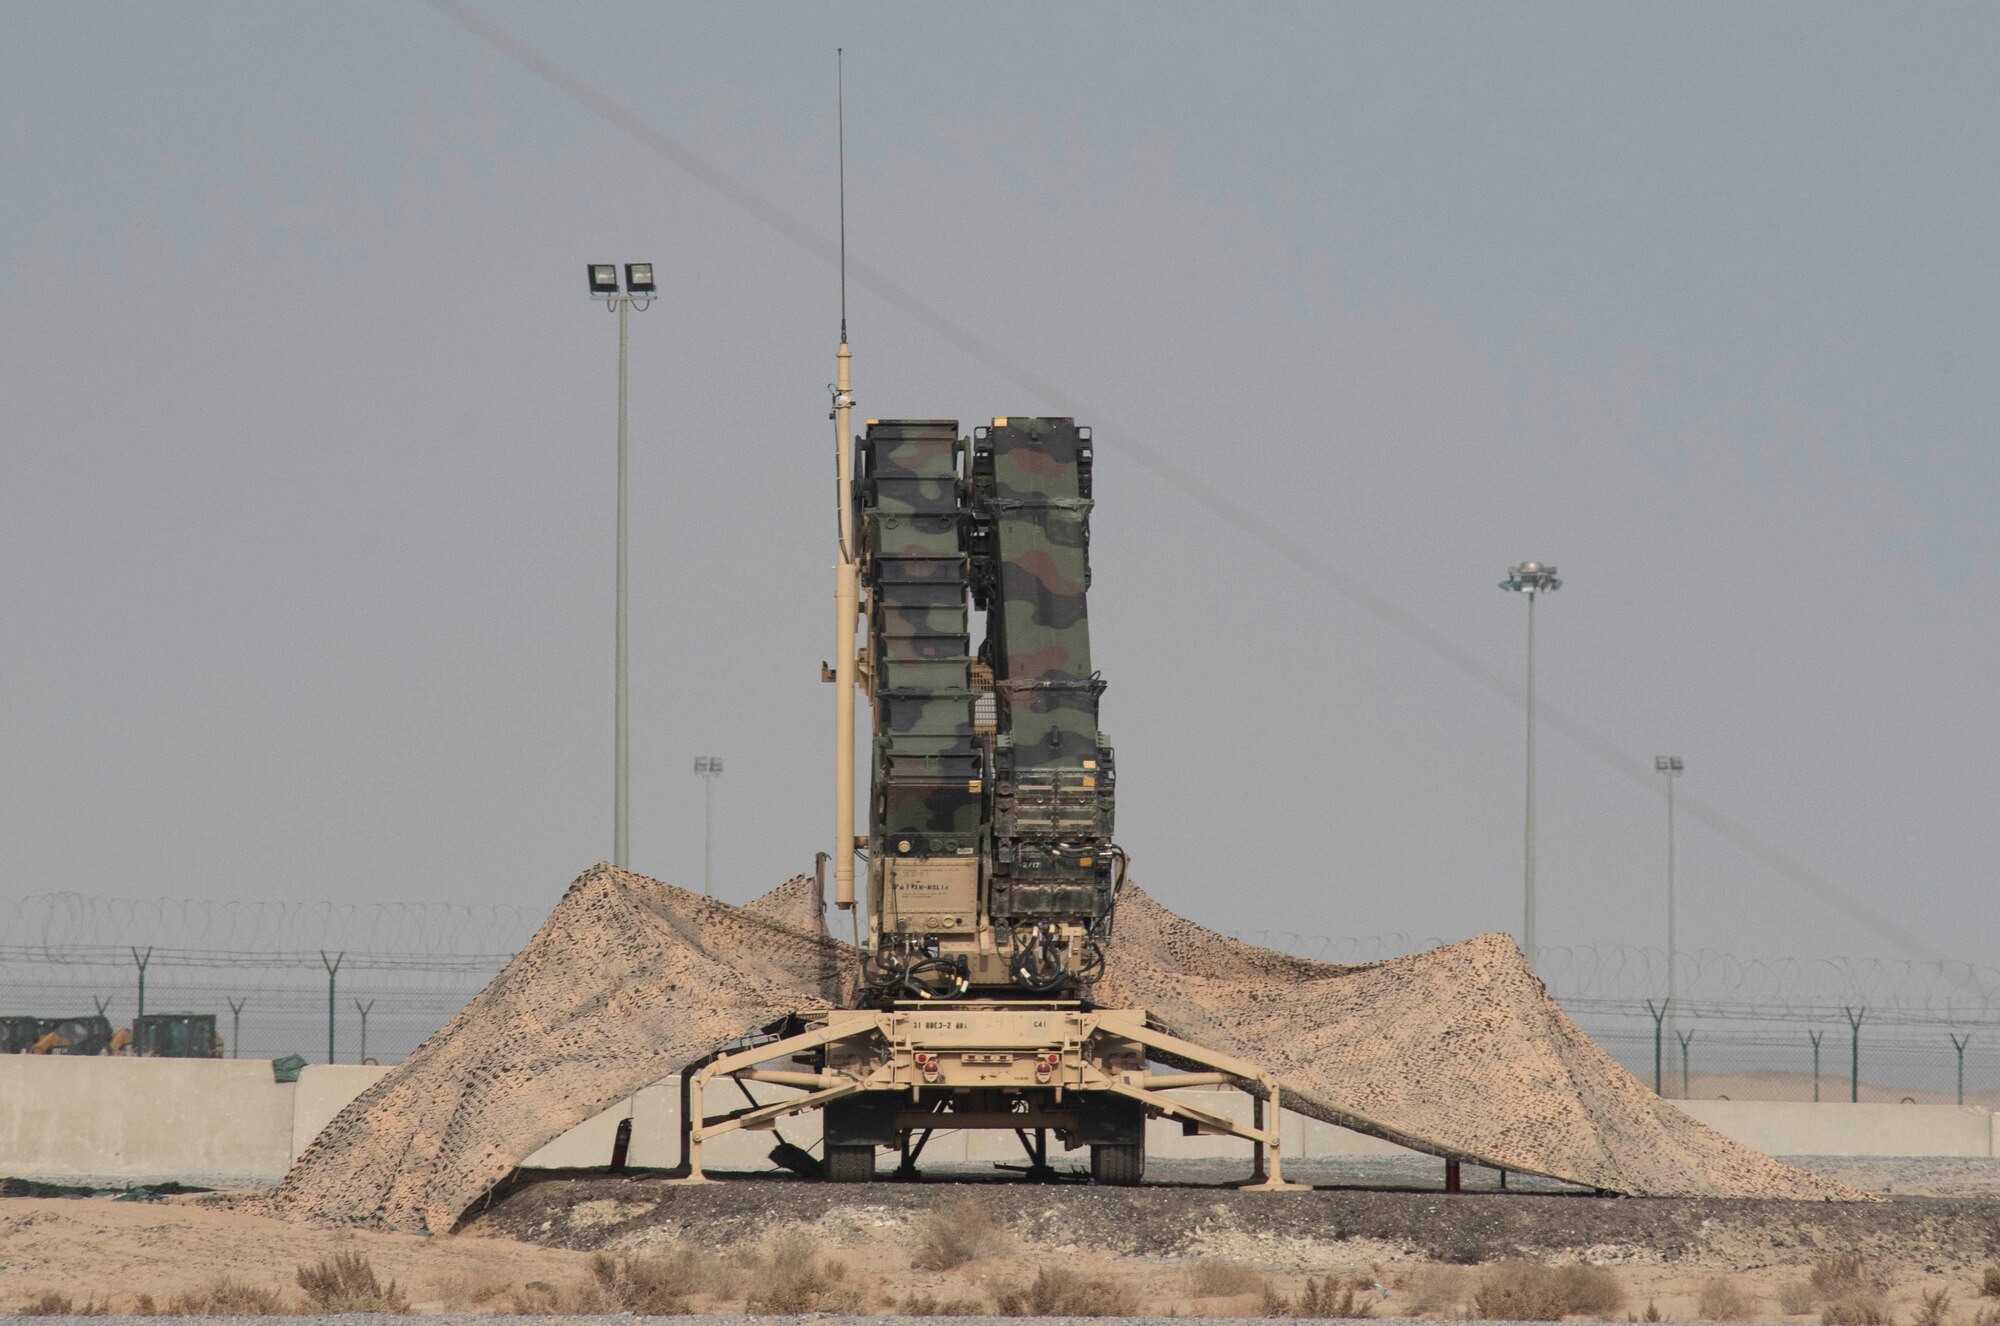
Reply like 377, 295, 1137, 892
3, 2, 1995, 968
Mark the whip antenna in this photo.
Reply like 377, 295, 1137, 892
837, 47, 848, 341
829, 46, 859, 913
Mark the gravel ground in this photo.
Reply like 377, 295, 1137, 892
470, 1159, 2000, 1273
1781, 1156, 2000, 1198
1135, 1153, 2000, 1196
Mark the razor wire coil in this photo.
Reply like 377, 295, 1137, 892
3, 896, 1995, 1094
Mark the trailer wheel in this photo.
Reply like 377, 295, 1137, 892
1091, 1142, 1143, 1186
824, 1144, 876, 1182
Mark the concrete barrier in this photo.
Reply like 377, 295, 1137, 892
2, 1057, 1993, 1188
0, 1056, 295, 1187
1677, 1099, 1993, 1158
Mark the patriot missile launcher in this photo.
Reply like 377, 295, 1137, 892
669, 332, 1307, 1189
849, 415, 1121, 999
663, 75, 1300, 1185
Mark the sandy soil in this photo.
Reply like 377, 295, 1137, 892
0, 1192, 597, 1313
5, 1164, 1997, 1319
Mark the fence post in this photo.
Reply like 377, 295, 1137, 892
1950, 1033, 1970, 1106
1646, 999, 1669, 1095
1676, 1028, 1696, 1098
354, 998, 374, 1065
320, 951, 343, 1064
1844, 1006, 1865, 1103
92, 995, 112, 1017
1809, 1030, 1823, 1103
227, 997, 247, 1059
131, 946, 152, 1020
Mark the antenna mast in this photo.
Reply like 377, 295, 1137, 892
838, 47, 848, 342
831, 48, 859, 912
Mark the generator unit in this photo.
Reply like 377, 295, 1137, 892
2, 1015, 114, 1056
132, 1013, 222, 1058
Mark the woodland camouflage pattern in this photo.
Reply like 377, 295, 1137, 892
858, 420, 980, 856
858, 417, 1116, 941
970, 418, 1115, 921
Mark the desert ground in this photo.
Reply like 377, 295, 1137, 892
3, 1159, 1998, 1320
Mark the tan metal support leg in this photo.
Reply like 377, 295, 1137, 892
674, 1069, 715, 1184
1250, 1091, 1268, 1184
1237, 1082, 1309, 1192
666, 1017, 877, 1186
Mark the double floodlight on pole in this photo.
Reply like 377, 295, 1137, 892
587, 263, 655, 297
1499, 561, 1561, 966
586, 261, 655, 870
694, 757, 724, 897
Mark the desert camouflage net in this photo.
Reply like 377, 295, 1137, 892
1096, 885, 1863, 1201
265, 866, 1859, 1230
261, 865, 856, 1231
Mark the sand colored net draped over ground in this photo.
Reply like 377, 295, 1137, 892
265, 867, 1858, 1231
1094, 886, 1861, 1201
262, 866, 858, 1231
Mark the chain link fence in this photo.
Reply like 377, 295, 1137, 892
0, 893, 535, 1064
3, 894, 1994, 1104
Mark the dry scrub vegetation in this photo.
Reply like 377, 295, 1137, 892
911, 1194, 1010, 1270
16, 1237, 2000, 1321
1698, 1274, 1762, 1321
16, 1252, 408, 1318
1805, 1254, 1899, 1326
1472, 1261, 1626, 1321
1259, 1272, 1380, 1318
295, 1250, 411, 1313
993, 1265, 1141, 1317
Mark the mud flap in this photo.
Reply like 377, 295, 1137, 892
824, 1094, 901, 1148
1073, 1093, 1144, 1146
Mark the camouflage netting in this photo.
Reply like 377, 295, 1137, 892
264, 865, 1860, 1230
260, 865, 857, 1231
1094, 886, 1863, 1201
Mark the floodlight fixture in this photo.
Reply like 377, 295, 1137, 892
587, 263, 620, 295
1500, 561, 1562, 596
1655, 756, 1683, 774
624, 262, 656, 295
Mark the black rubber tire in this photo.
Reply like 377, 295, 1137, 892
824, 1144, 876, 1183
1091, 1142, 1144, 1186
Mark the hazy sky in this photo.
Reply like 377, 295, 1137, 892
4, 3, 1995, 969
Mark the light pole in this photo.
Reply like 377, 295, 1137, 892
1656, 755, 1684, 1090
1499, 561, 1561, 964
694, 756, 723, 896
587, 262, 654, 870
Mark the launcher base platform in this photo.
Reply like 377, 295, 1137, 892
674, 1001, 1307, 1189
